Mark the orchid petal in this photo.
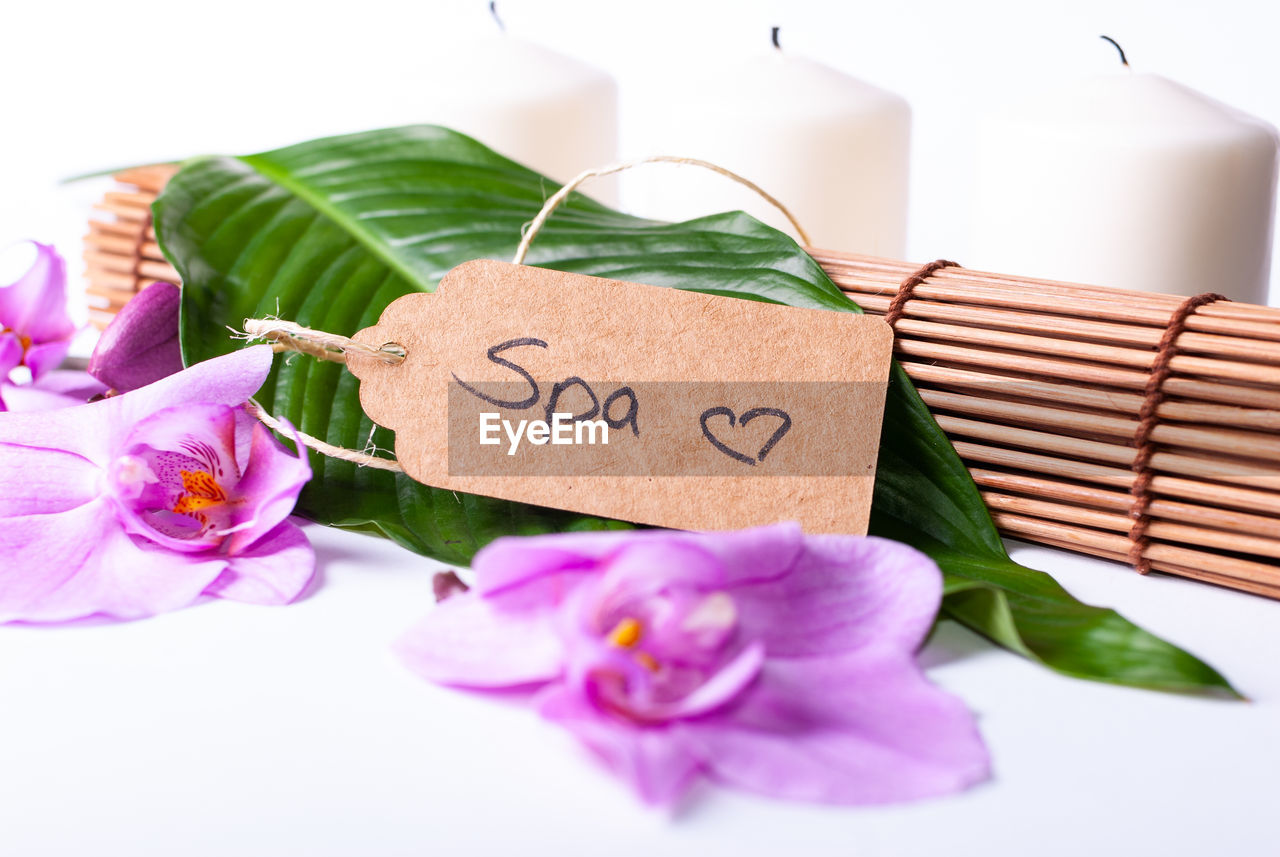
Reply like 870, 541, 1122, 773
0, 383, 85, 413
0, 332, 21, 376
682, 647, 990, 804
111, 346, 276, 451
207, 520, 315, 605
224, 415, 312, 555
0, 346, 273, 467
0, 498, 227, 623
591, 540, 725, 606
537, 685, 704, 806
25, 369, 109, 398
0, 242, 75, 344
729, 535, 943, 657
23, 341, 72, 381
636, 641, 765, 721
0, 443, 98, 516
0, 370, 107, 412
473, 523, 804, 598
683, 522, 805, 586
395, 591, 565, 687
87, 281, 183, 392
471, 536, 634, 597
0, 500, 109, 620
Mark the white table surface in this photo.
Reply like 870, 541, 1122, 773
2, 524, 1276, 857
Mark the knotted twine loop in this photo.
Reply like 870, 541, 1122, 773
512, 155, 812, 264
1126, 292, 1228, 573
241, 318, 406, 366
884, 259, 959, 329
240, 156, 811, 469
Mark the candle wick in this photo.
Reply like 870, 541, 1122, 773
1099, 35, 1129, 67
489, 1, 506, 33
771, 26, 781, 50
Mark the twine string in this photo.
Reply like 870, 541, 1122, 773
511, 155, 812, 265
885, 259, 959, 328
1126, 292, 1228, 573
245, 399, 404, 472
241, 318, 405, 366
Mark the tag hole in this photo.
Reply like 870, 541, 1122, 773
381, 342, 407, 363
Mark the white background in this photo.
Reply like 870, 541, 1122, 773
2, 0, 1280, 301
2, 2, 1280, 855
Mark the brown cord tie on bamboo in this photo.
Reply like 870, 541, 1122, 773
1126, 291, 1230, 573
885, 259, 959, 328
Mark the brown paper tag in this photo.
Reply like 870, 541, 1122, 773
347, 260, 893, 534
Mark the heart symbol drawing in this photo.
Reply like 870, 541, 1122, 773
699, 407, 793, 466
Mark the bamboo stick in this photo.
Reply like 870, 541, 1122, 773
897, 338, 1280, 388
848, 292, 1280, 355
87, 218, 145, 239
951, 442, 1280, 514
137, 259, 177, 280
982, 493, 1280, 560
970, 468, 1280, 538
92, 201, 147, 222
816, 249, 1280, 322
818, 250, 1280, 334
920, 389, 1280, 451
84, 230, 138, 255
904, 362, 1280, 422
895, 315, 1280, 366
1007, 534, 1280, 599
942, 419, 1280, 489
83, 267, 136, 292
991, 513, 1280, 589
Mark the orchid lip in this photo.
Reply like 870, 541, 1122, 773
106, 404, 247, 552
585, 586, 753, 723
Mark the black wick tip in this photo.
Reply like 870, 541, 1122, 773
771, 26, 781, 50
489, 1, 505, 32
1100, 35, 1128, 67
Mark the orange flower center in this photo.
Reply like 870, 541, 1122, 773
606, 617, 660, 672
172, 469, 228, 517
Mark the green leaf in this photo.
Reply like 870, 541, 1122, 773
159, 125, 1235, 696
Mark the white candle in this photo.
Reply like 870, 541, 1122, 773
630, 31, 910, 256
413, 25, 619, 204
971, 54, 1279, 304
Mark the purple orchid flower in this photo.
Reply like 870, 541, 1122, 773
88, 280, 183, 393
397, 524, 989, 807
0, 242, 77, 381
0, 345, 315, 624
0, 241, 106, 412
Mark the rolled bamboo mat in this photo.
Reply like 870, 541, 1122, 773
83, 164, 180, 329
83, 172, 1280, 598
809, 249, 1280, 599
